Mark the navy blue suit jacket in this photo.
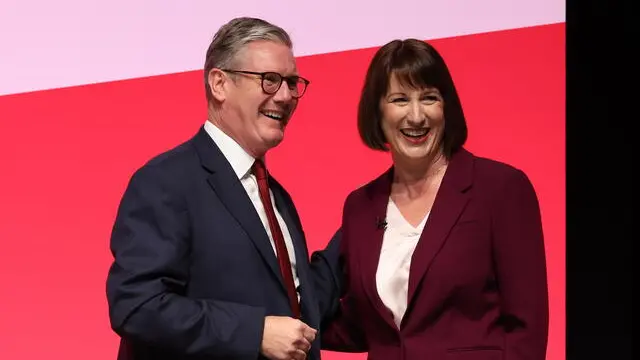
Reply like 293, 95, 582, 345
106, 126, 323, 360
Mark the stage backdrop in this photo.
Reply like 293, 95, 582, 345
0, 1, 565, 359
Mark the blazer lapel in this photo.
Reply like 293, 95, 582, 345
271, 181, 318, 322
272, 184, 308, 276
404, 149, 474, 320
191, 127, 285, 289
359, 168, 399, 330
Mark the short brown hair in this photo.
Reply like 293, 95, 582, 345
358, 39, 467, 158
203, 17, 293, 102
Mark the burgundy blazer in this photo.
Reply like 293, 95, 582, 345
321, 148, 549, 360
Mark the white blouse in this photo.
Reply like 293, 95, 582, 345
376, 198, 429, 328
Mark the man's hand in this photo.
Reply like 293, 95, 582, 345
260, 316, 317, 360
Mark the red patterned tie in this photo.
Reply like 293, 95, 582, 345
252, 159, 301, 318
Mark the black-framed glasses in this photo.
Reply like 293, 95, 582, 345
220, 69, 310, 99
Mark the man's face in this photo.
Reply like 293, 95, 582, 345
214, 40, 299, 158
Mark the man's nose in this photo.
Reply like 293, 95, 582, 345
273, 82, 293, 102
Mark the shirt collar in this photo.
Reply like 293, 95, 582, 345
203, 120, 256, 179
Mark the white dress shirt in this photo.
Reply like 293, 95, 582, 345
376, 198, 429, 328
203, 121, 300, 294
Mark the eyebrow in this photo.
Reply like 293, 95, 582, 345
387, 89, 441, 96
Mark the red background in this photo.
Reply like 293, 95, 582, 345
0, 23, 564, 360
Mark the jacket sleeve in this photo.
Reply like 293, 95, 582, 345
310, 224, 367, 352
106, 165, 265, 359
492, 169, 549, 360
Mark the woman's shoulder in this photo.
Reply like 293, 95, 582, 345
343, 167, 392, 205
461, 148, 536, 195
453, 147, 519, 176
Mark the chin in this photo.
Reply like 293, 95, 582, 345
406, 154, 431, 162
394, 149, 431, 162
262, 133, 284, 148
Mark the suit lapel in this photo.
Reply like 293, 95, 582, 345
271, 181, 317, 322
357, 150, 475, 330
404, 149, 474, 320
191, 127, 285, 290
272, 183, 308, 274
359, 169, 399, 330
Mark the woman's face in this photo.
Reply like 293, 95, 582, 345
380, 74, 445, 163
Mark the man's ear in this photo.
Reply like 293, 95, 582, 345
208, 68, 227, 102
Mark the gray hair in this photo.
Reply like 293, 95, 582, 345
204, 17, 293, 102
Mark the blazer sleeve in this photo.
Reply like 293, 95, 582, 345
106, 165, 265, 359
320, 286, 368, 353
492, 169, 549, 360
310, 212, 367, 352
310, 228, 343, 324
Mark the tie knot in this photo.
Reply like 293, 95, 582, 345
252, 159, 267, 180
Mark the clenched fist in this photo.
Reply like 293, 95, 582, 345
260, 316, 317, 360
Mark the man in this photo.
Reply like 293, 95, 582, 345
107, 17, 322, 360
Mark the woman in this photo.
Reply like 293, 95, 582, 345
312, 39, 549, 360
